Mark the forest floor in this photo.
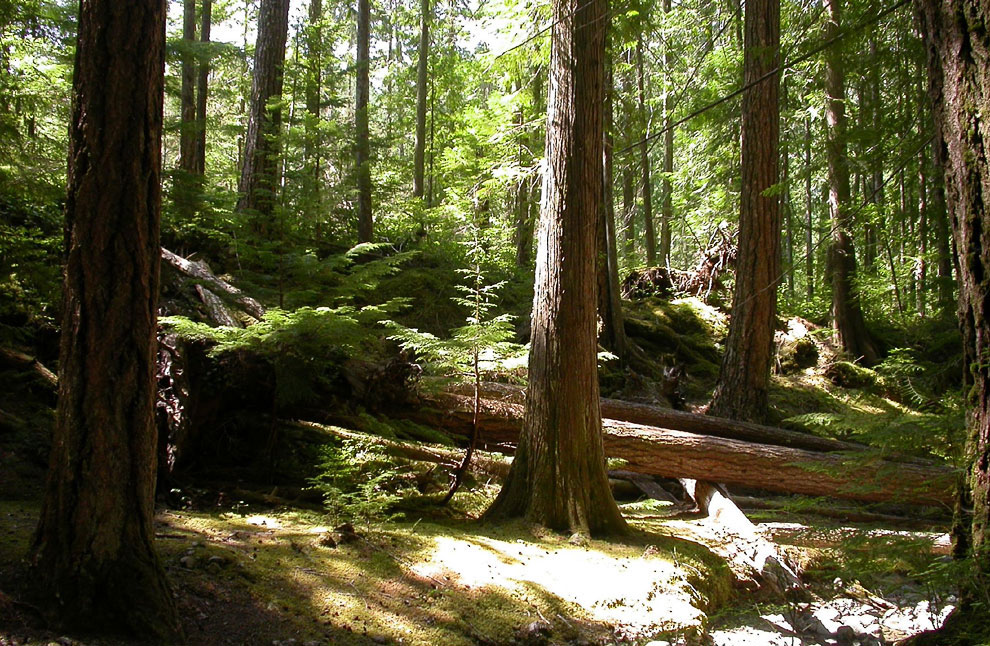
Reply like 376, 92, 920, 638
0, 468, 955, 646
0, 298, 963, 645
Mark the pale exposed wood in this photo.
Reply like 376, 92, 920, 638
161, 247, 265, 319
195, 285, 240, 327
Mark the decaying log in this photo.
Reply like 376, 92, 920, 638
405, 392, 956, 507
161, 247, 265, 320
195, 285, 240, 327
0, 346, 57, 388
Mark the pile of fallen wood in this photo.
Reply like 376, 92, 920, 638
400, 382, 956, 509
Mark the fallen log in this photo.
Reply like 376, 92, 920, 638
0, 346, 57, 388
404, 392, 957, 507
161, 247, 265, 320
440, 381, 862, 454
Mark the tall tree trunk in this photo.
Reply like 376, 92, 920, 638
484, 0, 626, 537
236, 0, 290, 236
514, 77, 532, 267
805, 111, 814, 299
304, 0, 323, 237
193, 0, 212, 176
929, 136, 954, 311
598, 54, 627, 358
659, 0, 673, 266
621, 48, 636, 262
30, 1, 181, 640
636, 31, 657, 266
915, 0, 990, 640
179, 0, 197, 172
782, 75, 794, 298
864, 30, 881, 271
823, 0, 879, 366
356, 0, 373, 242
708, 0, 780, 423
413, 0, 429, 199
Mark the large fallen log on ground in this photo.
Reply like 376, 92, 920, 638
403, 392, 957, 507
440, 381, 863, 454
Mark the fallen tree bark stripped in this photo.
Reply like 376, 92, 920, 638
404, 392, 956, 507
161, 247, 266, 320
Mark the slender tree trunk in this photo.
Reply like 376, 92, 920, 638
636, 31, 656, 266
304, 0, 323, 237
659, 0, 673, 266
823, 0, 878, 365
917, 126, 928, 317
413, 0, 429, 199
599, 54, 627, 358
236, 0, 290, 236
914, 0, 990, 640
30, 2, 181, 640
929, 136, 954, 311
193, 0, 211, 176
356, 0, 373, 242
485, 0, 626, 537
864, 30, 882, 271
621, 48, 636, 262
514, 77, 532, 267
179, 0, 197, 172
805, 112, 814, 299
782, 75, 794, 298
708, 0, 780, 423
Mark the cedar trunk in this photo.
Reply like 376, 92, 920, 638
708, 0, 780, 422
30, 1, 181, 640
484, 0, 626, 536
917, 0, 990, 635
236, 0, 290, 235
823, 0, 879, 366
356, 0, 373, 242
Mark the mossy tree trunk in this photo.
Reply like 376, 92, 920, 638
916, 0, 990, 639
484, 0, 626, 537
30, 1, 181, 641
708, 0, 780, 423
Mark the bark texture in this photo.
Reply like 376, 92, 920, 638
823, 0, 879, 366
356, 0, 373, 242
484, 0, 626, 536
708, 0, 780, 423
30, 1, 181, 640
236, 0, 290, 233
917, 0, 990, 616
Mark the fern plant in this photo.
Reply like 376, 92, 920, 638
383, 222, 524, 502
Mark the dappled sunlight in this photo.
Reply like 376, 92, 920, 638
408, 533, 705, 634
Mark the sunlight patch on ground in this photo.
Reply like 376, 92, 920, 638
408, 534, 704, 636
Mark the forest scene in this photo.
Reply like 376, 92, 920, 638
0, 0, 988, 644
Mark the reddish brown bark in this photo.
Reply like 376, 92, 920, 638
484, 0, 626, 536
30, 1, 181, 639
709, 0, 781, 422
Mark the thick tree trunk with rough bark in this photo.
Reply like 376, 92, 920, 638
484, 0, 626, 536
708, 0, 780, 423
413, 0, 429, 199
823, 0, 879, 366
236, 0, 290, 235
356, 0, 373, 242
914, 0, 990, 640
30, 2, 181, 640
